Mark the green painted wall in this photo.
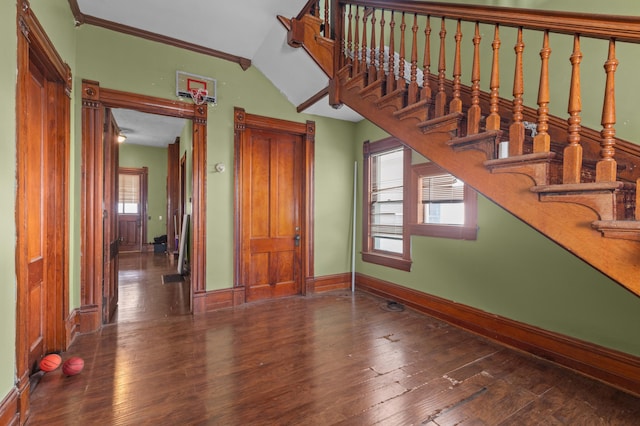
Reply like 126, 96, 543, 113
119, 143, 171, 242
354, 120, 640, 357
0, 0, 17, 402
73, 25, 355, 292
3, 0, 640, 406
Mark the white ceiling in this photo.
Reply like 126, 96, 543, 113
76, 0, 362, 147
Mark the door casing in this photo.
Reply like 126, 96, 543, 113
16, 1, 71, 419
233, 107, 315, 301
79, 80, 208, 331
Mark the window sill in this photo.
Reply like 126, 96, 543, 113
409, 224, 478, 240
362, 251, 412, 271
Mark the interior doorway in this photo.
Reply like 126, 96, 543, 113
15, 3, 72, 414
79, 80, 209, 332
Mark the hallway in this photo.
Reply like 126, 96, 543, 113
112, 252, 191, 324
25, 264, 640, 424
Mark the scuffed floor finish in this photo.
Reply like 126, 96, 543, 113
28, 255, 640, 424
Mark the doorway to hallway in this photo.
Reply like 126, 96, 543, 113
111, 252, 190, 324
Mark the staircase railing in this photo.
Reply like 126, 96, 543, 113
325, 1, 640, 190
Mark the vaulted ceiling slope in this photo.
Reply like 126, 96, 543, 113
72, 0, 362, 126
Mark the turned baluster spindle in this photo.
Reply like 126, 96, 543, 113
467, 22, 481, 135
398, 12, 407, 91
596, 39, 619, 183
421, 16, 432, 102
378, 10, 386, 82
407, 13, 420, 104
369, 10, 377, 82
636, 178, 640, 220
347, 5, 353, 73
533, 30, 552, 153
353, 7, 360, 75
509, 27, 525, 157
324, 0, 330, 37
450, 20, 463, 114
361, 9, 369, 80
387, 11, 396, 94
435, 18, 447, 117
563, 34, 583, 184
486, 25, 501, 131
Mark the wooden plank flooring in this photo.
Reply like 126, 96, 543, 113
27, 253, 640, 425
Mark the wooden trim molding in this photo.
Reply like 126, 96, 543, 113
0, 388, 19, 426
233, 107, 315, 301
356, 273, 640, 397
66, 0, 251, 70
309, 273, 351, 293
65, 308, 80, 348
80, 80, 208, 323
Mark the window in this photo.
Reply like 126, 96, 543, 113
362, 138, 412, 271
118, 173, 141, 214
409, 162, 477, 240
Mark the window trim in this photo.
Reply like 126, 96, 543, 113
362, 137, 412, 271
409, 162, 478, 240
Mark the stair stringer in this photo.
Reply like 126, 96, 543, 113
340, 83, 640, 297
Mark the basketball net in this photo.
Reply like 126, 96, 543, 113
189, 88, 209, 105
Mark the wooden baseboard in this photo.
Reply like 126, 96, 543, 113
193, 287, 245, 314
309, 272, 352, 293
78, 304, 101, 333
66, 308, 80, 348
0, 388, 19, 426
357, 273, 640, 397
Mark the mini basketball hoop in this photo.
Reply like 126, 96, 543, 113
189, 88, 209, 106
176, 71, 216, 105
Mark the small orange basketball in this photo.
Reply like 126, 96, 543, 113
39, 354, 62, 372
62, 356, 84, 376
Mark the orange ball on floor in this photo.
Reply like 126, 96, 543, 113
62, 356, 84, 376
39, 354, 62, 372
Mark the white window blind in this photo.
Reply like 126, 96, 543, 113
118, 173, 140, 214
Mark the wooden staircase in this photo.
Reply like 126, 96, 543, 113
283, 0, 640, 298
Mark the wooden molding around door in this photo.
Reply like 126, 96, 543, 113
233, 107, 315, 302
80, 80, 208, 330
16, 0, 71, 421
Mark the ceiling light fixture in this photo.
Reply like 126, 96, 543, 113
117, 134, 127, 143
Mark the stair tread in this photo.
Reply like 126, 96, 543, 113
484, 151, 555, 167
531, 181, 626, 193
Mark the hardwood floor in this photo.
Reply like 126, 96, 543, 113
27, 255, 640, 424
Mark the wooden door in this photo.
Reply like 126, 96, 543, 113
241, 128, 303, 302
24, 59, 48, 370
103, 109, 120, 323
117, 168, 148, 253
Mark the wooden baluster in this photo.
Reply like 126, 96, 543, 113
398, 12, 407, 91
324, 0, 330, 38
378, 9, 386, 82
435, 18, 447, 117
421, 16, 432, 102
509, 27, 525, 157
636, 178, 640, 220
369, 9, 377, 82
361, 8, 369, 81
450, 20, 463, 114
533, 30, 551, 153
467, 22, 481, 135
353, 6, 360, 75
347, 5, 353, 74
563, 34, 583, 184
407, 13, 420, 104
486, 25, 501, 131
387, 11, 396, 94
596, 39, 619, 183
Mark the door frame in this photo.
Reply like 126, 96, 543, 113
233, 107, 315, 301
79, 80, 208, 331
16, 0, 71, 418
